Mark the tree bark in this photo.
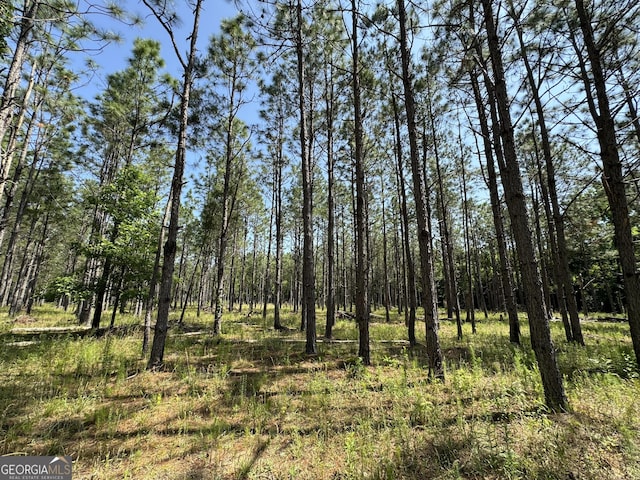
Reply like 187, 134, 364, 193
391, 93, 417, 346
481, 0, 566, 411
575, 0, 640, 368
148, 0, 203, 369
296, 0, 316, 354
351, 0, 370, 364
398, 0, 443, 378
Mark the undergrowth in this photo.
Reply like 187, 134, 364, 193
0, 305, 639, 479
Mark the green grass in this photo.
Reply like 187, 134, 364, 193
1, 304, 639, 479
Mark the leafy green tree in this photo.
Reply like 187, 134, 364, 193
565, 184, 619, 314
0, 0, 128, 208
78, 38, 173, 329
0, 59, 82, 308
97, 165, 159, 325
6, 164, 72, 315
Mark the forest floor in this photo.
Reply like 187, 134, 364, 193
1, 305, 639, 479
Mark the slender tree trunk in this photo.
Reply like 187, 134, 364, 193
440, 232, 454, 320
351, 0, 370, 364
227, 228, 238, 312
473, 228, 489, 319
481, 0, 566, 411
92, 222, 121, 329
459, 136, 476, 333
9, 207, 38, 316
398, 0, 443, 378
148, 0, 203, 369
238, 222, 247, 313
0, 152, 43, 306
324, 64, 336, 339
469, 58, 520, 344
380, 176, 392, 323
296, 0, 316, 354
213, 94, 240, 335
0, 1, 39, 206
575, 0, 640, 367
0, 66, 36, 252
393, 217, 404, 317
530, 183, 554, 320
274, 135, 284, 329
510, 5, 583, 343
249, 220, 258, 311
197, 255, 207, 317
25, 211, 50, 315
143, 193, 171, 355
429, 95, 462, 340
20, 210, 49, 315
175, 235, 188, 311
180, 250, 202, 325
293, 223, 302, 314
110, 266, 126, 329
392, 94, 417, 346
263, 181, 275, 320
532, 146, 571, 338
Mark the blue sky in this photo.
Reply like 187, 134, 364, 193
73, 0, 241, 101
67, 0, 256, 202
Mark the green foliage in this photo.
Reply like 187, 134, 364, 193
565, 185, 621, 313
100, 165, 158, 228
44, 275, 83, 303
0, 0, 12, 59
1, 306, 639, 479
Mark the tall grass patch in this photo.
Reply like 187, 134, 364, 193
1, 306, 639, 478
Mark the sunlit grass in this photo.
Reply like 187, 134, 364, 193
1, 304, 639, 479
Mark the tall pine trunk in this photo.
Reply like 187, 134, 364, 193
481, 0, 566, 411
574, 0, 640, 368
0, 1, 38, 206
428, 94, 462, 340
147, 0, 203, 369
398, 0, 443, 378
351, 0, 370, 365
324, 65, 336, 338
274, 139, 284, 330
143, 195, 171, 355
391, 94, 417, 346
469, 62, 520, 344
296, 0, 316, 354
510, 4, 583, 344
